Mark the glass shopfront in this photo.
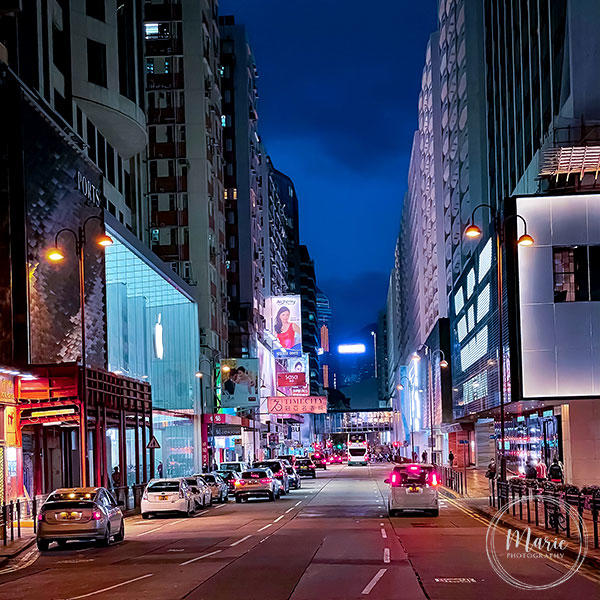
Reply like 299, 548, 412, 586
105, 226, 201, 477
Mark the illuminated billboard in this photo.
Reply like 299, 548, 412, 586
337, 344, 366, 354
267, 396, 327, 414
266, 295, 302, 357
275, 354, 309, 396
219, 358, 259, 408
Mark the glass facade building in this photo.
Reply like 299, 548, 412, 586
105, 224, 200, 477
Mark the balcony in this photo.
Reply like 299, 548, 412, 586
144, 4, 182, 21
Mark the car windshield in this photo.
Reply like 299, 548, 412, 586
349, 449, 366, 456
148, 481, 180, 492
183, 478, 198, 487
254, 461, 280, 470
47, 491, 98, 502
220, 463, 240, 470
395, 467, 433, 486
202, 475, 215, 483
217, 471, 236, 481
241, 471, 268, 479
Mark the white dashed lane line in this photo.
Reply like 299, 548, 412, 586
257, 523, 272, 532
229, 535, 252, 547
361, 569, 387, 595
180, 549, 222, 566
383, 548, 390, 564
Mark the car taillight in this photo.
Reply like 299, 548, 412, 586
275, 470, 283, 476
142, 490, 148, 500
390, 472, 400, 487
429, 473, 439, 486
260, 478, 272, 484
37, 512, 44, 522
235, 479, 246, 486
92, 510, 102, 520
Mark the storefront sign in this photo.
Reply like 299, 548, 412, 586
76, 171, 102, 207
0, 376, 14, 402
267, 396, 327, 414
277, 372, 306, 387
213, 424, 242, 437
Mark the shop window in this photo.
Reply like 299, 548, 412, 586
553, 246, 588, 302
87, 39, 107, 87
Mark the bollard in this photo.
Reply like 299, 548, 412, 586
33, 498, 37, 534
518, 487, 523, 520
534, 490, 539, 527
526, 489, 531, 523
1, 505, 6, 545
16, 501, 21, 538
9, 502, 14, 542
592, 498, 599, 549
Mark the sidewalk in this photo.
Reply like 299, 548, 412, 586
443, 470, 600, 568
0, 522, 35, 568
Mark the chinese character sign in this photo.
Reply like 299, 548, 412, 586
267, 396, 327, 414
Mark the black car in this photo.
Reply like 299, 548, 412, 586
295, 458, 316, 478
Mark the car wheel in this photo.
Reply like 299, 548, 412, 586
268, 492, 275, 501
186, 502, 193, 517
430, 509, 439, 517
57, 540, 68, 549
36, 539, 49, 551
312, 473, 316, 479
97, 525, 111, 547
142, 512, 151, 519
113, 520, 125, 542
235, 496, 242, 503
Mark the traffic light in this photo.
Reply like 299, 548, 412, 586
336, 444, 342, 449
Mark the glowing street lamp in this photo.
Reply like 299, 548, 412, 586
46, 216, 112, 487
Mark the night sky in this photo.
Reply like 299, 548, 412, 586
220, 0, 438, 341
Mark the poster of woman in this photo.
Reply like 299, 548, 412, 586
275, 354, 310, 396
267, 295, 303, 357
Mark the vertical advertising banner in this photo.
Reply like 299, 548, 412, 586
266, 295, 303, 357
220, 358, 259, 408
275, 354, 309, 396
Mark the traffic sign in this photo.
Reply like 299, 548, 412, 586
458, 439, 469, 445
146, 435, 161, 449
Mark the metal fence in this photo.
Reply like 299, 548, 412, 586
440, 466, 465, 495
490, 479, 600, 550
0, 483, 147, 546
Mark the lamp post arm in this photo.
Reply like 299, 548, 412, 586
54, 227, 78, 249
470, 203, 497, 224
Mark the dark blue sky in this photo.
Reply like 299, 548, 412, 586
220, 0, 438, 340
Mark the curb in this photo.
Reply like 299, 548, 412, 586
0, 537, 36, 567
442, 486, 600, 570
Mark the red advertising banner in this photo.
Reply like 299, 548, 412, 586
277, 372, 306, 387
267, 396, 327, 414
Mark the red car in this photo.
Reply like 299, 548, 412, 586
311, 453, 327, 469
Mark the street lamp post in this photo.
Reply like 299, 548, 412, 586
464, 203, 534, 481
397, 376, 414, 459
370, 331, 377, 378
47, 216, 113, 487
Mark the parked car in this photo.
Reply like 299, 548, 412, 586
277, 454, 297, 466
385, 464, 440, 517
196, 472, 229, 503
285, 465, 302, 489
220, 461, 248, 473
141, 478, 196, 519
234, 469, 279, 502
183, 476, 212, 509
252, 460, 290, 494
37, 487, 124, 550
216, 470, 241, 494
295, 458, 317, 478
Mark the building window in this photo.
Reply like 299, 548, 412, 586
87, 39, 107, 87
86, 0, 105, 21
553, 246, 589, 302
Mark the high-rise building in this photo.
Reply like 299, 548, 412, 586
144, 0, 228, 380
219, 16, 265, 357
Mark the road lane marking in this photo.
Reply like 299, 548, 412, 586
67, 574, 153, 599
136, 525, 167, 537
167, 548, 185, 552
197, 510, 209, 515
257, 523, 272, 532
285, 507, 295, 513
230, 535, 252, 547
361, 569, 387, 595
180, 549, 222, 566
294, 501, 302, 506
273, 515, 284, 523
213, 503, 227, 509
383, 548, 390, 563
380, 528, 387, 539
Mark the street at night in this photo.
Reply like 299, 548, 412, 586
0, 465, 598, 599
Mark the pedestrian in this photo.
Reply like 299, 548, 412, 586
535, 460, 547, 480
485, 458, 496, 479
421, 450, 428, 464
448, 451, 454, 467
524, 459, 537, 479
157, 461, 163, 478
111, 466, 121, 488
412, 450, 418, 462
548, 458, 564, 483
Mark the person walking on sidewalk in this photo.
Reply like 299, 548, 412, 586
548, 458, 564, 483
485, 458, 496, 479
535, 460, 547, 480
448, 451, 454, 467
421, 450, 428, 463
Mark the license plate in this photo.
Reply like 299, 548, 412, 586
159, 495, 169, 500
247, 480, 257, 485
58, 512, 81, 521
408, 487, 421, 493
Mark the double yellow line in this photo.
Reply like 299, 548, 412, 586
441, 492, 600, 586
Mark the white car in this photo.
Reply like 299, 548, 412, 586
183, 476, 212, 509
220, 461, 248, 473
385, 464, 439, 517
141, 478, 196, 519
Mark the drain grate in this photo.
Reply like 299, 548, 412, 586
434, 578, 478, 584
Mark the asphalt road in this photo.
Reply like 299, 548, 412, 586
0, 464, 597, 599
